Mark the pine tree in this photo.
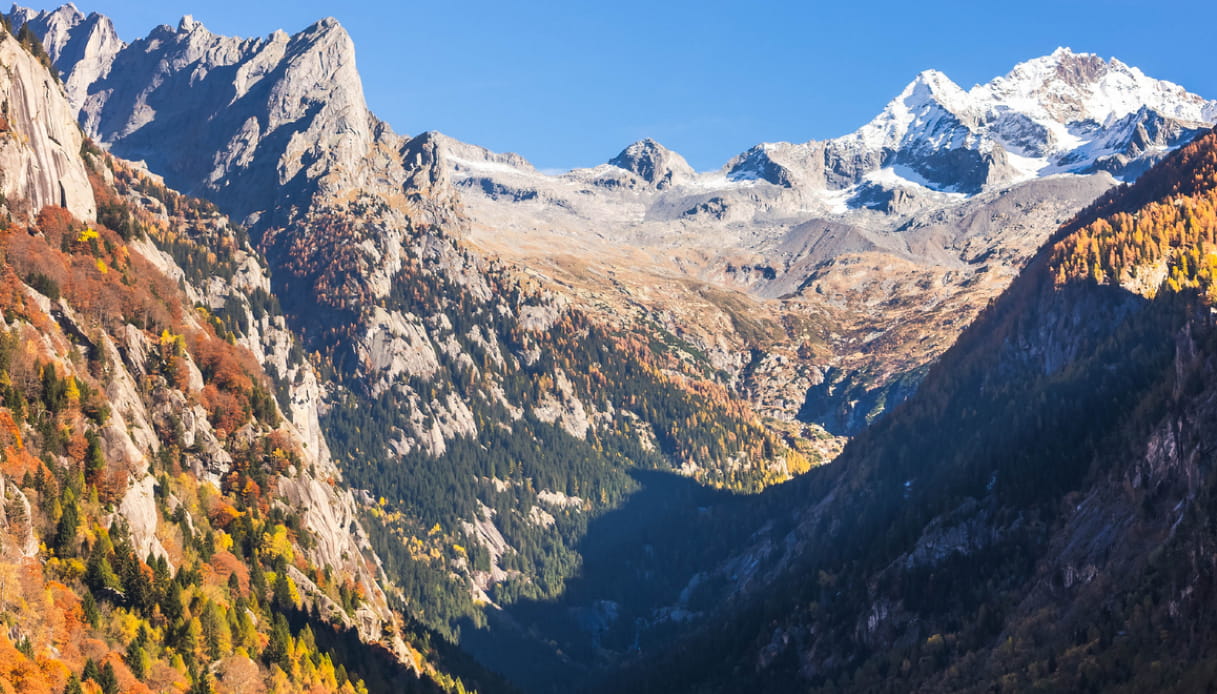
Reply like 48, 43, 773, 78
264, 612, 292, 667
82, 657, 102, 684
123, 624, 153, 679
54, 487, 79, 556
188, 669, 214, 694
126, 638, 149, 679
272, 570, 294, 609
98, 661, 119, 694
85, 541, 121, 595
81, 591, 100, 628
200, 600, 231, 659
161, 577, 184, 622
122, 555, 153, 613
84, 430, 106, 483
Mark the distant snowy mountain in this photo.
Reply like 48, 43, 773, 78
399, 48, 1216, 429
426, 48, 1215, 233
424, 48, 1216, 253
824, 47, 1217, 192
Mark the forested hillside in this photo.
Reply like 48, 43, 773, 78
262, 188, 809, 637
6, 3, 816, 678
0, 24, 504, 694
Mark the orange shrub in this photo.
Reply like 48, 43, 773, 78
0, 634, 53, 694
35, 205, 76, 247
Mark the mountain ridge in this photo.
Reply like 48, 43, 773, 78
391, 45, 1214, 435
12, 4, 1215, 212
438, 46, 1217, 196
0, 20, 513, 693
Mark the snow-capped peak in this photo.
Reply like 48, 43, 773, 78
848, 68, 972, 152
811, 47, 1217, 195
975, 47, 1216, 126
905, 69, 964, 100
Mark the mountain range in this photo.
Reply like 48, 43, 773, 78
2, 3, 1217, 693
16, 5, 1217, 440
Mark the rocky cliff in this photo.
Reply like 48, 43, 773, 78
6, 3, 122, 113
0, 23, 95, 221
10, 6, 385, 228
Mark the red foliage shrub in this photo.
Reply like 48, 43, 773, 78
35, 205, 77, 247
200, 384, 248, 435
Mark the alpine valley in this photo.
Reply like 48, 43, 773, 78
0, 3, 1215, 694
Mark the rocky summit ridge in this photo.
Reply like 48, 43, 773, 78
7, 4, 385, 228
608, 138, 695, 189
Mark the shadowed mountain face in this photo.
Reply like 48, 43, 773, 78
594, 127, 1217, 693
12, 5, 1217, 693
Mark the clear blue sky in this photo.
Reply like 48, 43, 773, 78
21, 1, 1217, 171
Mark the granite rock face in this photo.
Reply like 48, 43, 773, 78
8, 3, 122, 112
0, 27, 95, 220
10, 7, 387, 227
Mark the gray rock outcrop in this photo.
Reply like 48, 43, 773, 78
609, 138, 695, 189
0, 26, 95, 220
7, 3, 123, 112
11, 7, 384, 227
